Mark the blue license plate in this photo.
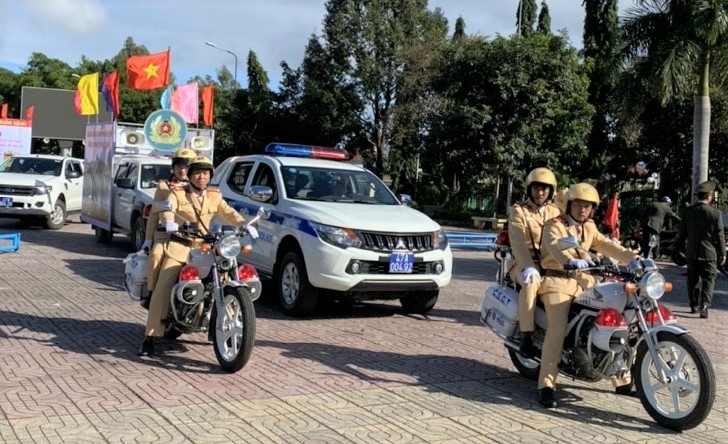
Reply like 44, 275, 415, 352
389, 252, 414, 273
0, 197, 12, 207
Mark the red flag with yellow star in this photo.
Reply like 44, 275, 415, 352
126, 49, 170, 90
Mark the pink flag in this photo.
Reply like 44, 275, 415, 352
171, 82, 199, 124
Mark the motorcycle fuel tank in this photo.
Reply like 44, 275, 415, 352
573, 281, 627, 311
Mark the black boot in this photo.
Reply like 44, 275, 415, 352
537, 387, 558, 408
614, 382, 634, 396
140, 290, 152, 310
700, 303, 710, 319
138, 336, 155, 356
519, 332, 537, 358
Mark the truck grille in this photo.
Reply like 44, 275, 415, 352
359, 231, 434, 252
0, 185, 34, 196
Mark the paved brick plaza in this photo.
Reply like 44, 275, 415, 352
0, 218, 726, 443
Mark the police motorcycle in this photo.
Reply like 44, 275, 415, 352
124, 205, 269, 373
481, 232, 715, 430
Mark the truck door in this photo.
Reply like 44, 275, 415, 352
112, 162, 137, 228
245, 162, 278, 274
64, 160, 84, 211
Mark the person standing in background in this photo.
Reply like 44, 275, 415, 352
640, 196, 681, 259
675, 180, 726, 318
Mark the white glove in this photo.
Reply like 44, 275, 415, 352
141, 240, 152, 252
245, 225, 259, 239
164, 221, 179, 233
519, 267, 541, 285
568, 258, 595, 269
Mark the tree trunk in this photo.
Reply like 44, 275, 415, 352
692, 55, 711, 202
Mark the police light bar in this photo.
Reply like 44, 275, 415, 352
264, 143, 350, 161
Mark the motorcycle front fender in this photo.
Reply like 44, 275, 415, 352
221, 279, 262, 302
636, 324, 691, 357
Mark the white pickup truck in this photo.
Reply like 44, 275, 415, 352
0, 154, 84, 229
91, 155, 173, 251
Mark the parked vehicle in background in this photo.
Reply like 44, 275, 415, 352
80, 121, 215, 252
0, 154, 84, 229
93, 155, 173, 251
211, 143, 453, 317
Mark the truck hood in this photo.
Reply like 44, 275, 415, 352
286, 201, 442, 233
0, 172, 57, 186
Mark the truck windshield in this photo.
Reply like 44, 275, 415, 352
140, 164, 174, 189
0, 157, 63, 176
281, 166, 400, 205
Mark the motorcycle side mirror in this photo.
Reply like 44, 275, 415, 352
557, 236, 581, 251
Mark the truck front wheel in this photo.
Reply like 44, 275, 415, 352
45, 200, 66, 230
131, 215, 146, 251
276, 251, 318, 317
95, 226, 113, 243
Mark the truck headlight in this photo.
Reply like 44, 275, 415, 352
32, 184, 52, 195
309, 222, 362, 249
433, 230, 448, 249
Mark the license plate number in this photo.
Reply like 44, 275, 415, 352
0, 197, 12, 207
389, 252, 414, 273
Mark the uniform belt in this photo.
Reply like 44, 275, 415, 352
170, 236, 198, 247
543, 269, 571, 277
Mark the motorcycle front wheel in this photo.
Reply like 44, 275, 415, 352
211, 286, 256, 373
634, 331, 715, 430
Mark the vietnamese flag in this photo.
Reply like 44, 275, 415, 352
101, 71, 120, 117
126, 49, 170, 90
201, 84, 214, 127
1, 103, 7, 118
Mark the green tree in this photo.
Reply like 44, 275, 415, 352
318, 0, 448, 175
431, 33, 592, 207
582, 0, 620, 178
517, 0, 537, 36
537, 1, 551, 35
621, 0, 728, 197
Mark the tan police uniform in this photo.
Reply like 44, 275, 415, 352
508, 199, 561, 332
537, 215, 637, 390
144, 178, 185, 292
144, 184, 246, 337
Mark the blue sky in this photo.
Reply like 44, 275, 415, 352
1, 0, 635, 89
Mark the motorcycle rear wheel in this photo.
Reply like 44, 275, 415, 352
634, 331, 715, 430
211, 286, 256, 373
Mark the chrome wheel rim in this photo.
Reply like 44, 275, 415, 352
215, 295, 243, 362
640, 340, 701, 419
281, 262, 300, 306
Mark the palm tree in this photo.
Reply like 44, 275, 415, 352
621, 0, 728, 198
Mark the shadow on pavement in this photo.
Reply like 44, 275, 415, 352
256, 339, 677, 435
0, 310, 224, 374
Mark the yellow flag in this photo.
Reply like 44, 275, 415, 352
77, 73, 99, 115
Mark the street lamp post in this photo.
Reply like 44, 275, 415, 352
205, 41, 238, 87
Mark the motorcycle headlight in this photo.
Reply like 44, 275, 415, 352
309, 222, 362, 249
639, 271, 666, 300
217, 234, 241, 259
